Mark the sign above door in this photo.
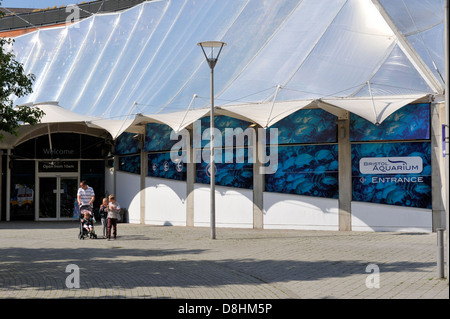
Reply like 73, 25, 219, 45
38, 161, 78, 173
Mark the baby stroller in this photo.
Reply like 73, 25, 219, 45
78, 205, 97, 240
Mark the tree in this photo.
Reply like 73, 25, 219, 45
1, 5, 44, 141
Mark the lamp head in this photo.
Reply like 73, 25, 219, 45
197, 41, 227, 69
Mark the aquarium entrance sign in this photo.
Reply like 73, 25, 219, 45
359, 157, 423, 174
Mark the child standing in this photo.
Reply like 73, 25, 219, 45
107, 195, 121, 241
99, 198, 109, 239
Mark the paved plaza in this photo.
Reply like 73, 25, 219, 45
0, 221, 448, 299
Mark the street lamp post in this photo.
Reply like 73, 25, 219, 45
198, 41, 226, 239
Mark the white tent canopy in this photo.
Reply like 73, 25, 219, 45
134, 108, 211, 133
1, 102, 103, 148
32, 102, 99, 124
3, 0, 444, 141
321, 94, 431, 124
86, 118, 141, 139
29, 102, 138, 139
217, 99, 315, 128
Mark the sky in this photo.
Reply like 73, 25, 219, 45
0, 0, 86, 8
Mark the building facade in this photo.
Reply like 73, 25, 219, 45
108, 101, 445, 232
1, 0, 447, 232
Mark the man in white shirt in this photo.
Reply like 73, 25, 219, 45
77, 180, 95, 209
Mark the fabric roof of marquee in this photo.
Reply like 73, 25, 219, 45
4, 0, 445, 141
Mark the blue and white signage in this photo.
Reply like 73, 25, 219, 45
351, 142, 431, 209
359, 157, 423, 175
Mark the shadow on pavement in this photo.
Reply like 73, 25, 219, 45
0, 245, 435, 292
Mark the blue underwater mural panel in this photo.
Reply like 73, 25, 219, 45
118, 154, 141, 174
144, 123, 180, 152
352, 142, 431, 208
148, 151, 186, 181
115, 132, 140, 155
274, 108, 337, 144
350, 103, 430, 142
196, 148, 253, 189
265, 144, 339, 198
199, 115, 254, 148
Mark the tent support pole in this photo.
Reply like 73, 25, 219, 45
5, 149, 11, 222
337, 115, 352, 231
431, 102, 446, 232
371, 0, 443, 94
186, 127, 195, 227
0, 151, 2, 222
253, 125, 264, 230
444, 0, 449, 282
140, 136, 147, 225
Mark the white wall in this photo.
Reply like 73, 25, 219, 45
116, 171, 141, 223
194, 185, 253, 228
104, 167, 114, 196
351, 201, 432, 232
145, 177, 186, 226
110, 171, 433, 232
264, 192, 339, 230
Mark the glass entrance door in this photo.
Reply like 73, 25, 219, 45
39, 177, 57, 219
60, 177, 78, 219
39, 176, 78, 220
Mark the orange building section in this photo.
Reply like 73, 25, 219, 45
0, 22, 68, 38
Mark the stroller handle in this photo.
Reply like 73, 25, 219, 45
79, 205, 93, 218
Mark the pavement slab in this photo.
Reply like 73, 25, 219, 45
0, 221, 448, 300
